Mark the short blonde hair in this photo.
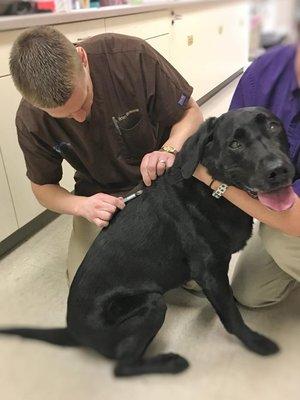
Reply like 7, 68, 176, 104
10, 26, 83, 108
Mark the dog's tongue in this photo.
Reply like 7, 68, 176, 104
258, 186, 296, 211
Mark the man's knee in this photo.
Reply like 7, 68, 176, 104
233, 288, 279, 308
67, 216, 101, 285
232, 278, 298, 309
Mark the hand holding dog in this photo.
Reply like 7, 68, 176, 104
140, 151, 175, 186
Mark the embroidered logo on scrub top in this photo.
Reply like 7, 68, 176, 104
112, 109, 141, 134
178, 94, 187, 106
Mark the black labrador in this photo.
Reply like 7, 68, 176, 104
0, 107, 296, 377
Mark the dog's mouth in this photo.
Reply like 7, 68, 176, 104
246, 185, 296, 211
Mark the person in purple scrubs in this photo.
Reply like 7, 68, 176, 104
194, 44, 300, 308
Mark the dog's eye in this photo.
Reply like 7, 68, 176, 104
268, 122, 280, 132
229, 140, 242, 150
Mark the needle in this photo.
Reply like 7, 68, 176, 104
123, 190, 143, 204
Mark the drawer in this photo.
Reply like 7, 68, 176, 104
55, 18, 105, 44
105, 10, 170, 40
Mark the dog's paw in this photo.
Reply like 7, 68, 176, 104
245, 332, 280, 356
154, 353, 190, 373
114, 353, 189, 377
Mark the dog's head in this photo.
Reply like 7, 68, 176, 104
175, 107, 296, 211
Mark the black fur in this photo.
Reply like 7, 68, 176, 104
0, 107, 295, 377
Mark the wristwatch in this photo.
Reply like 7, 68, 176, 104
160, 145, 178, 155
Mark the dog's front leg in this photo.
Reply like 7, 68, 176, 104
194, 262, 279, 356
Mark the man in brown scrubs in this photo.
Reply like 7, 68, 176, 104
10, 26, 203, 283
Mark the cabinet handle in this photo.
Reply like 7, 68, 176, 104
171, 12, 182, 25
173, 13, 182, 20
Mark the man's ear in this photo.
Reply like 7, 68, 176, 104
76, 46, 88, 68
177, 117, 217, 179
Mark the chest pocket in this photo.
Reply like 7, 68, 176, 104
112, 109, 158, 164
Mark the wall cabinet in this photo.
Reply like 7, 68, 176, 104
171, 2, 249, 99
0, 2, 248, 242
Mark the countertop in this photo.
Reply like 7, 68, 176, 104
0, 0, 244, 32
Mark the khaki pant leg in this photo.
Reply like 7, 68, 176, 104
231, 224, 299, 308
67, 216, 102, 285
260, 224, 300, 281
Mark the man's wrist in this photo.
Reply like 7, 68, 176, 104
210, 179, 222, 191
71, 195, 85, 217
160, 145, 178, 155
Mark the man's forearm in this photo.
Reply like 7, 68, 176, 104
163, 98, 203, 151
31, 182, 84, 216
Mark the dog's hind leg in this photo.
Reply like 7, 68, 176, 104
195, 263, 279, 356
106, 292, 189, 377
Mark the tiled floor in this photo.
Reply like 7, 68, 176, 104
0, 214, 300, 400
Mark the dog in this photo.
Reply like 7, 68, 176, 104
0, 107, 296, 377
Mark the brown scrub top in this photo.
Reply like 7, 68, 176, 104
16, 33, 193, 197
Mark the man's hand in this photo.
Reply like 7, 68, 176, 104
77, 193, 125, 228
140, 151, 175, 186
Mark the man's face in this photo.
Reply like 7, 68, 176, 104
41, 67, 93, 123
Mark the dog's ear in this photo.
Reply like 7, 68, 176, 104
178, 117, 217, 179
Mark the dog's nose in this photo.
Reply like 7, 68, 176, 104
265, 161, 290, 183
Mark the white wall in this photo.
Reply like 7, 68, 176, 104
252, 0, 297, 36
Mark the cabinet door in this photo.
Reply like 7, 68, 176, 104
0, 29, 24, 77
171, 2, 249, 100
214, 2, 249, 85
0, 148, 18, 241
0, 76, 44, 228
0, 76, 75, 229
105, 10, 170, 39
170, 6, 203, 100
146, 34, 171, 62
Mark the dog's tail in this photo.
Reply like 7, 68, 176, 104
0, 327, 79, 347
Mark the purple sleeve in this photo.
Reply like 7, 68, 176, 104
293, 179, 300, 197
229, 65, 256, 111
